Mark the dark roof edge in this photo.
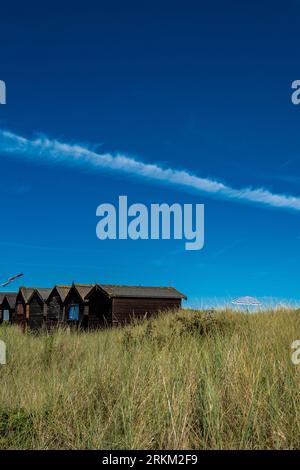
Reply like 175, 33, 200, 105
84, 284, 187, 300
27, 288, 51, 304
45, 285, 69, 303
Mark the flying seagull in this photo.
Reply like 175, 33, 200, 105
0, 273, 23, 288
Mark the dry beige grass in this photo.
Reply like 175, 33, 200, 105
1, 308, 300, 449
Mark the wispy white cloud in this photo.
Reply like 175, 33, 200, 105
0, 129, 300, 211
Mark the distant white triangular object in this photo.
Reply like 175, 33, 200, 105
232, 296, 261, 306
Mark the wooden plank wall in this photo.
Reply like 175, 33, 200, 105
15, 302, 25, 325
111, 297, 181, 325
47, 291, 64, 327
28, 294, 45, 329
88, 289, 112, 328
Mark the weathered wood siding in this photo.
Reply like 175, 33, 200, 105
47, 290, 64, 327
111, 297, 181, 325
87, 289, 112, 328
15, 292, 26, 326
28, 293, 45, 329
15, 303, 25, 324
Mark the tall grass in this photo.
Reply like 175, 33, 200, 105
1, 308, 300, 449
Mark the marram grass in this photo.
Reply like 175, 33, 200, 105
1, 308, 300, 450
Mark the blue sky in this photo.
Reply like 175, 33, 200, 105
0, 1, 300, 306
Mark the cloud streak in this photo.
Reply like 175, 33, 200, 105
0, 129, 300, 211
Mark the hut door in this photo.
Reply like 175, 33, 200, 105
69, 304, 79, 321
3, 310, 9, 322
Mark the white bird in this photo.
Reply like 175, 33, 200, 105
0, 273, 23, 288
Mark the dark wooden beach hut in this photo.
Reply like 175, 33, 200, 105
15, 287, 52, 329
0, 292, 17, 324
27, 288, 52, 329
45, 285, 71, 327
63, 284, 94, 327
83, 284, 112, 328
15, 287, 35, 326
84, 284, 187, 327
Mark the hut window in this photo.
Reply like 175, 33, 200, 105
69, 304, 79, 321
3, 310, 9, 322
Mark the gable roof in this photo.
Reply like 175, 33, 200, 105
28, 288, 52, 303
0, 292, 8, 304
74, 284, 94, 300
64, 284, 94, 303
0, 292, 17, 308
18, 287, 52, 304
18, 287, 36, 303
56, 286, 71, 301
15, 283, 186, 304
46, 285, 71, 303
3, 292, 18, 308
85, 284, 187, 300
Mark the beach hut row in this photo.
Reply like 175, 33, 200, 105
0, 283, 186, 329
